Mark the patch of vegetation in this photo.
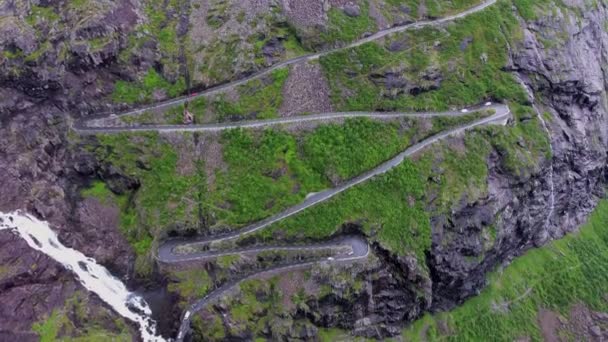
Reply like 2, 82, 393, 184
390, 0, 483, 19
66, 0, 109, 16
32, 292, 131, 341
206, 0, 231, 28
280, 26, 308, 58
427, 131, 492, 213
194, 269, 374, 340
69, 0, 89, 9
192, 315, 226, 341
0, 264, 14, 280
117, 0, 187, 94
302, 111, 491, 182
80, 180, 112, 203
32, 310, 64, 342
212, 127, 325, 226
259, 157, 432, 261
142, 0, 183, 59
82, 133, 202, 274
80, 181, 143, 255
119, 97, 206, 125
483, 224, 497, 250
318, 1, 377, 48
211, 113, 485, 229
191, 4, 306, 85
319, 1, 527, 112
26, 5, 60, 26
403, 199, 608, 341
188, 97, 207, 122
95, 133, 195, 226
3, 49, 23, 59
120, 111, 156, 125
511, 0, 562, 20
303, 118, 404, 181
483, 104, 551, 177
211, 67, 289, 120
80, 182, 149, 256
217, 254, 240, 268
112, 68, 186, 105
88, 35, 113, 51
25, 41, 52, 62
168, 269, 212, 304
250, 22, 306, 65
119, 65, 289, 124
227, 278, 283, 334
195, 35, 241, 85
429, 110, 493, 133
165, 97, 208, 124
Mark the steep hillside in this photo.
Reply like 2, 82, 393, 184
0, 0, 606, 341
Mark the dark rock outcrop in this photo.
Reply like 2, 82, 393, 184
343, 5, 361, 18
369, 67, 443, 98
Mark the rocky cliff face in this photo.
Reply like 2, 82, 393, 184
429, 0, 608, 312
0, 0, 145, 117
1, 0, 607, 340
304, 1, 608, 334
513, 0, 608, 235
0, 0, 144, 336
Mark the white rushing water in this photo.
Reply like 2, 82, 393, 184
0, 211, 166, 342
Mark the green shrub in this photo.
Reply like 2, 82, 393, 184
212, 68, 289, 120
112, 68, 186, 105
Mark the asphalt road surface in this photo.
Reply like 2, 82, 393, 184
77, 0, 497, 124
157, 105, 510, 341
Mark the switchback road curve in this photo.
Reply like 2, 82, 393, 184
151, 104, 510, 341
69, 1, 504, 339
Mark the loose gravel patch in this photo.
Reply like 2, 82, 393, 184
281, 0, 327, 28
279, 61, 333, 117
163, 133, 197, 176
198, 133, 227, 189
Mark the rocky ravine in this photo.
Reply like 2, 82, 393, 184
0, 1, 607, 341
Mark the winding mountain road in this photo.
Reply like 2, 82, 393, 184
77, 106, 496, 133
154, 105, 509, 254
69, 1, 507, 340
147, 105, 508, 249
81, 0, 497, 124
170, 235, 370, 342
151, 104, 510, 342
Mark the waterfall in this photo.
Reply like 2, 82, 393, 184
0, 211, 166, 342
